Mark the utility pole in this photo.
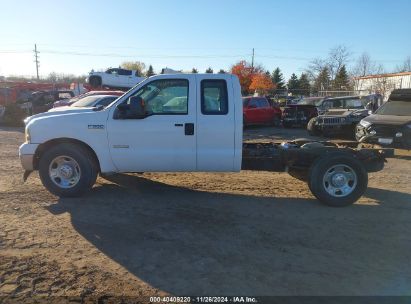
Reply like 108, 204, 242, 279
251, 48, 255, 69
34, 44, 40, 79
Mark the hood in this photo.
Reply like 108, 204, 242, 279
321, 108, 368, 117
363, 114, 411, 126
24, 107, 96, 125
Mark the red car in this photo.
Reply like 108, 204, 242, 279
243, 97, 282, 127
53, 90, 124, 108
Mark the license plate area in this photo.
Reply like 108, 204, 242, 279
378, 138, 393, 145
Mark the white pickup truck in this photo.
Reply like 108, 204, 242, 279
87, 68, 146, 89
19, 74, 393, 207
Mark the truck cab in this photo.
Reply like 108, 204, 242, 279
20, 74, 242, 191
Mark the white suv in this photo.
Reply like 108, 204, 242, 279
87, 68, 146, 89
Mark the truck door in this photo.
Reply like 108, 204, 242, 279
107, 75, 197, 172
196, 75, 236, 171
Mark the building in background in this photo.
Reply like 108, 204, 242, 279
354, 72, 411, 101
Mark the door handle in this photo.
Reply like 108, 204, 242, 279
184, 123, 194, 136
174, 123, 183, 127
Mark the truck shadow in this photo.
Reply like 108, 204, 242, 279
46, 174, 411, 295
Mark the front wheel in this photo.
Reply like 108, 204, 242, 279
39, 143, 98, 197
308, 153, 368, 207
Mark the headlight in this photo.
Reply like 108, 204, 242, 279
25, 127, 31, 143
359, 120, 371, 128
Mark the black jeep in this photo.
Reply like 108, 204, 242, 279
307, 96, 369, 138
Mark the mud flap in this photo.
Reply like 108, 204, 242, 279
23, 170, 33, 182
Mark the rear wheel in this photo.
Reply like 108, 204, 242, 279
39, 143, 98, 197
308, 153, 368, 207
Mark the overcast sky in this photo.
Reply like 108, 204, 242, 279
1, 0, 410, 79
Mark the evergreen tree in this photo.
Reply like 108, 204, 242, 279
205, 67, 214, 73
287, 73, 300, 92
191, 68, 198, 74
218, 69, 226, 74
146, 65, 155, 77
314, 67, 331, 91
271, 67, 285, 89
333, 65, 350, 90
298, 73, 311, 95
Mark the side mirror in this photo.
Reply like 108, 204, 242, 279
117, 96, 146, 119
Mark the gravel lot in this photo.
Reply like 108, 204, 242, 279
1, 126, 411, 301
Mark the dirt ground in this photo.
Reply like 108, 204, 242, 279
1, 126, 411, 301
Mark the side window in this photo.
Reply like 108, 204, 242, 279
118, 69, 132, 76
249, 99, 258, 108
130, 79, 188, 115
257, 98, 269, 108
333, 100, 343, 108
201, 80, 228, 115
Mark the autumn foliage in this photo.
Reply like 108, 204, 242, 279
230, 60, 274, 94
249, 73, 275, 93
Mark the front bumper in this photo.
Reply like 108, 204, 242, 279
356, 124, 411, 149
19, 143, 39, 171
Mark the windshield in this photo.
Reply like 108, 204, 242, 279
375, 100, 411, 116
344, 98, 364, 109
71, 96, 103, 107
298, 98, 323, 106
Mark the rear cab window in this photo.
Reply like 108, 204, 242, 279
201, 80, 228, 115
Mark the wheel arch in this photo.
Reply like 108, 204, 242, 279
33, 138, 101, 172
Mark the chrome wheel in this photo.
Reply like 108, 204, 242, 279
322, 164, 357, 197
48, 156, 81, 189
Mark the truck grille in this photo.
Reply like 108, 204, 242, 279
319, 117, 344, 125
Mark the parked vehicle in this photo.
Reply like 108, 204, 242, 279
22, 90, 75, 115
356, 89, 411, 149
243, 97, 282, 127
51, 95, 118, 110
307, 96, 369, 137
53, 90, 124, 108
20, 74, 393, 207
282, 97, 324, 128
87, 68, 146, 89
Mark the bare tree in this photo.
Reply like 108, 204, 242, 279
305, 45, 351, 82
305, 58, 328, 81
396, 56, 411, 72
327, 45, 351, 80
353, 52, 377, 77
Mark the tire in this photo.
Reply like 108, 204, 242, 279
89, 76, 102, 88
308, 153, 368, 207
307, 117, 320, 136
39, 143, 98, 197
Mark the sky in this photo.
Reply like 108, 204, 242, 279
0, 0, 410, 80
